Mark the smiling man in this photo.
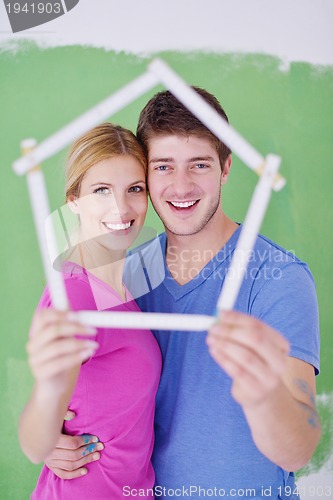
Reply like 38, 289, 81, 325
44, 88, 320, 499
146, 134, 236, 284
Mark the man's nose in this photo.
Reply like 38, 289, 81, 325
172, 169, 194, 195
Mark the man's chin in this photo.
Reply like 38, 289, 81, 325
165, 223, 204, 237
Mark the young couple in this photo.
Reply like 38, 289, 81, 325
19, 88, 320, 499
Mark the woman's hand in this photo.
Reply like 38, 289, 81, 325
27, 309, 98, 395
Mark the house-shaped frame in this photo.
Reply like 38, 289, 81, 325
13, 59, 285, 332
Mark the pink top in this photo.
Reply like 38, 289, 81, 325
31, 262, 161, 500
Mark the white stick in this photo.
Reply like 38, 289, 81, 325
148, 59, 286, 192
13, 71, 159, 176
74, 310, 215, 332
217, 154, 281, 311
23, 140, 69, 310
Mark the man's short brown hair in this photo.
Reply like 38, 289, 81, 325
136, 87, 231, 170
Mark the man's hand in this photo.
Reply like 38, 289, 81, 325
206, 310, 290, 408
45, 422, 104, 479
206, 310, 320, 470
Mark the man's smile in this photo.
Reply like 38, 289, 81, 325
167, 199, 200, 212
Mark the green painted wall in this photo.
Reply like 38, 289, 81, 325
1, 44, 332, 498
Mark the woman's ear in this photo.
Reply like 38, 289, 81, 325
67, 195, 80, 215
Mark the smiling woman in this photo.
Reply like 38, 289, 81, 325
66, 155, 148, 283
18, 123, 162, 500
62, 123, 148, 293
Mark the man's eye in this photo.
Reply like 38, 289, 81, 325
195, 163, 208, 169
156, 165, 168, 171
94, 187, 111, 194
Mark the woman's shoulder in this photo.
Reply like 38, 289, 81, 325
38, 262, 96, 312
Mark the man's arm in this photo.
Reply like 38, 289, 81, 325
206, 310, 321, 471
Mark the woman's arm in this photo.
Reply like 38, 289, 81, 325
18, 309, 98, 464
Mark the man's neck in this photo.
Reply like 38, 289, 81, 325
165, 213, 238, 285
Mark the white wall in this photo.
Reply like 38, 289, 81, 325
1, 0, 332, 66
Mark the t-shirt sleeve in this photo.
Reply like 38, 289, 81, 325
250, 262, 320, 374
37, 276, 97, 312
34, 276, 118, 358
31, 276, 97, 342
30, 276, 107, 364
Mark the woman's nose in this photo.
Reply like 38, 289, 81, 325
108, 193, 130, 217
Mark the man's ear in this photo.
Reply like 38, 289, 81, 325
221, 155, 232, 186
67, 195, 80, 215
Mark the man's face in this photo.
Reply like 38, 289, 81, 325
147, 134, 230, 237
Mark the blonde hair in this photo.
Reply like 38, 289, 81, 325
65, 123, 147, 200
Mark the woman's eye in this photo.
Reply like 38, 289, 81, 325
94, 187, 110, 194
129, 185, 145, 193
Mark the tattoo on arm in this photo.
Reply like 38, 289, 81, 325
293, 378, 320, 429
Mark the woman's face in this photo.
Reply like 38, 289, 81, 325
69, 155, 147, 251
